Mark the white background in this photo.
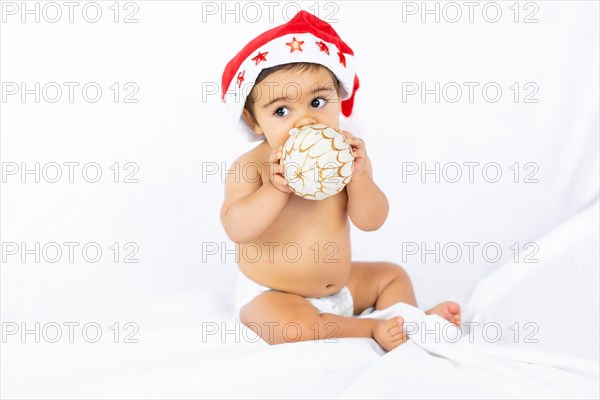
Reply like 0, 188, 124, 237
1, 1, 599, 397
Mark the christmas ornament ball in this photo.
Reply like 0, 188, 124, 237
281, 124, 354, 200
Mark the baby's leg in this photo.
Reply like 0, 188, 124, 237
348, 262, 418, 313
239, 291, 404, 347
348, 262, 461, 326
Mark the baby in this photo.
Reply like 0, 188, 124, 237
220, 11, 461, 351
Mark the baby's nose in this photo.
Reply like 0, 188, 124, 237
294, 111, 318, 129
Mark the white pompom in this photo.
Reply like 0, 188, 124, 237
281, 124, 354, 200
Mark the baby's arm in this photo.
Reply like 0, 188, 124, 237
343, 134, 389, 231
220, 147, 291, 243
346, 158, 389, 231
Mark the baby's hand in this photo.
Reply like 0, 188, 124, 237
340, 131, 368, 178
266, 145, 293, 194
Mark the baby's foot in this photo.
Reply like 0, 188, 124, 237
372, 316, 407, 351
426, 301, 461, 327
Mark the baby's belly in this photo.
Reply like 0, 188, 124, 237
238, 228, 352, 298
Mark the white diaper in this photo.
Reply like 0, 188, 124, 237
234, 270, 354, 320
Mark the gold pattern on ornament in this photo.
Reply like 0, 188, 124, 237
281, 124, 354, 200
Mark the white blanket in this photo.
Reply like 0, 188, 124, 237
341, 199, 600, 399
2, 201, 597, 399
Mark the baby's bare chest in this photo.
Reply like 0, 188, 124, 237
266, 186, 348, 239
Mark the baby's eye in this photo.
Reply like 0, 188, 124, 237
274, 107, 289, 117
311, 97, 327, 108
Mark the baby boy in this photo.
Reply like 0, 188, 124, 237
220, 11, 460, 351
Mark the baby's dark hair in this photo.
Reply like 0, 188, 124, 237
244, 62, 340, 122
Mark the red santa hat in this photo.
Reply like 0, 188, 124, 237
221, 10, 360, 141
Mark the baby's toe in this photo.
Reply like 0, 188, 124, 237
446, 302, 461, 325
393, 332, 408, 344
391, 319, 407, 339
388, 326, 402, 336
448, 302, 460, 315
388, 326, 405, 338
388, 316, 404, 330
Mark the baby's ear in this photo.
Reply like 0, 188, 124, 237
242, 109, 264, 136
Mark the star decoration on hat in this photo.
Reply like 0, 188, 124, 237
251, 51, 268, 65
316, 41, 330, 55
237, 70, 245, 88
337, 51, 346, 67
286, 37, 304, 52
